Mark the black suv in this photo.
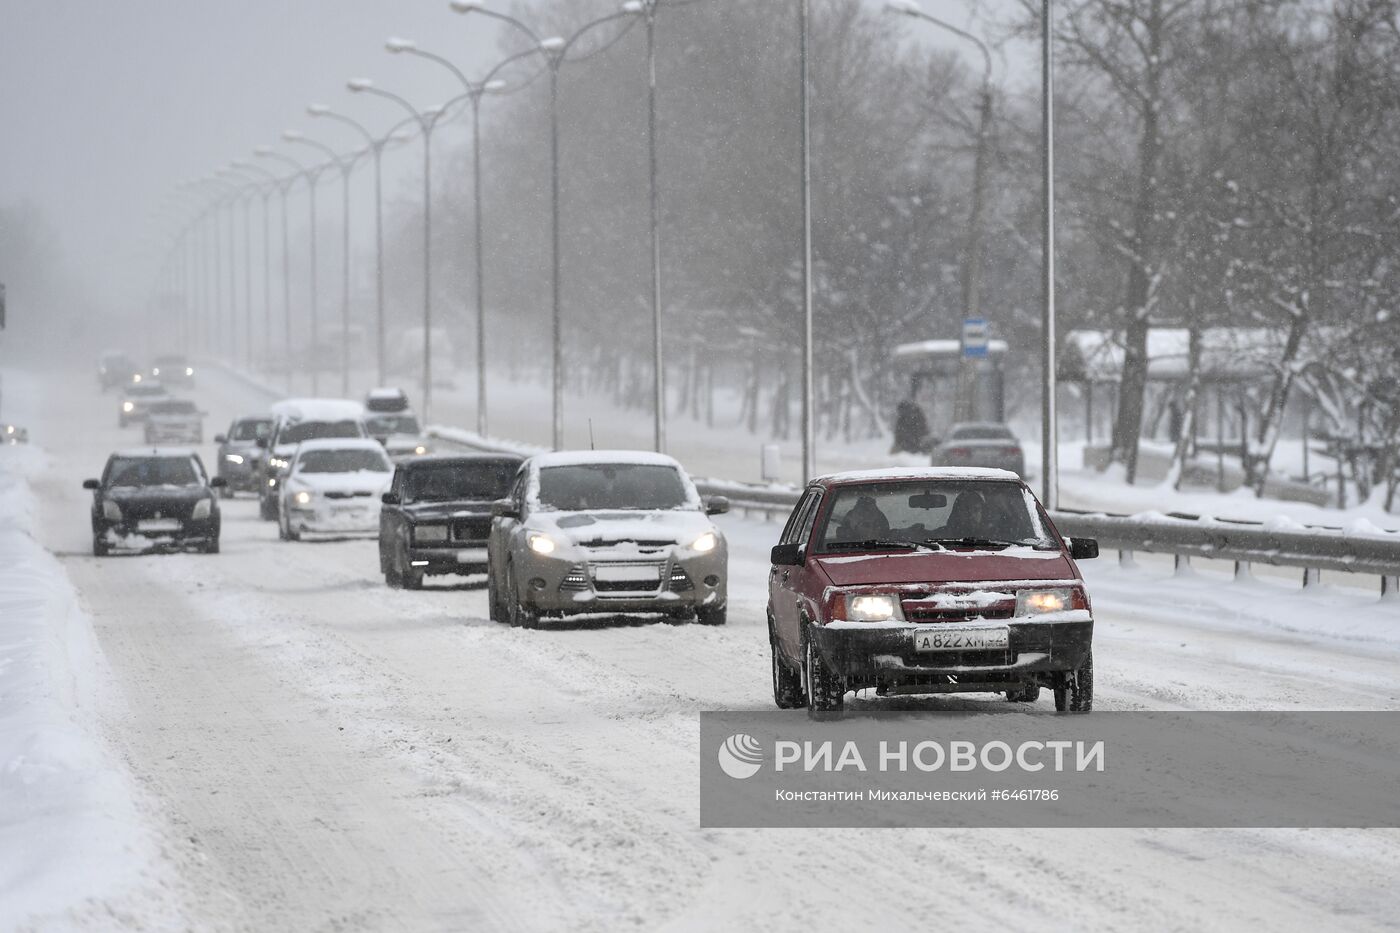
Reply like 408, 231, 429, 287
84, 449, 225, 556
378, 454, 523, 589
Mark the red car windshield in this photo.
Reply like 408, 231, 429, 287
813, 481, 1053, 552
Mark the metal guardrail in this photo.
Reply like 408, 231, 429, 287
426, 427, 1400, 596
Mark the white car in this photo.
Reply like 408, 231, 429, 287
278, 438, 393, 540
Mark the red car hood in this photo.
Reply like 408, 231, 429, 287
813, 548, 1074, 586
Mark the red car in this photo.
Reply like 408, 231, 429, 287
767, 467, 1098, 718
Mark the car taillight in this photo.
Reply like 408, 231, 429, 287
1002, 446, 1022, 456
947, 447, 971, 457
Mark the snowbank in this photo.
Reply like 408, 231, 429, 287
0, 444, 179, 928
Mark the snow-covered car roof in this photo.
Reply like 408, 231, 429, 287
292, 437, 387, 454
816, 466, 1023, 484
530, 449, 686, 471
270, 398, 366, 421
401, 453, 524, 469
367, 387, 407, 400
111, 447, 200, 459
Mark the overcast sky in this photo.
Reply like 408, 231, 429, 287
0, 0, 992, 318
0, 0, 504, 309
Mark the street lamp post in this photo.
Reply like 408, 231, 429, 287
230, 160, 285, 365
799, 0, 815, 483
386, 38, 527, 438
451, 0, 636, 451
197, 177, 242, 363
348, 78, 446, 422
621, 0, 668, 454
308, 105, 393, 388
887, 1, 994, 330
285, 131, 359, 398
258, 147, 327, 395
219, 168, 257, 369
1041, 0, 1057, 509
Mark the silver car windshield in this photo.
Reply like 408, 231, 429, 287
296, 449, 389, 474
280, 420, 362, 444
536, 464, 689, 511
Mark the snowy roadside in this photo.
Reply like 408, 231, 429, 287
0, 439, 183, 929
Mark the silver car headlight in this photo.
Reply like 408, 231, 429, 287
528, 533, 557, 555
225, 453, 245, 465
414, 524, 448, 544
293, 491, 313, 506
269, 457, 289, 470
122, 401, 135, 412
192, 498, 212, 520
689, 531, 718, 553
843, 593, 905, 623
102, 500, 122, 521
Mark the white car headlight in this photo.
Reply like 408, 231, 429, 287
151, 367, 160, 376
225, 454, 244, 465
131, 373, 142, 383
293, 491, 312, 506
122, 401, 135, 412
844, 593, 905, 623
102, 500, 122, 521
192, 498, 212, 520
414, 445, 428, 456
269, 457, 288, 470
414, 524, 449, 544
690, 531, 718, 553
185, 367, 194, 376
528, 533, 557, 555
1015, 588, 1073, 616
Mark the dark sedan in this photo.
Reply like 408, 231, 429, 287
84, 448, 225, 556
378, 454, 523, 589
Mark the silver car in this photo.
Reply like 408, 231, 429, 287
143, 398, 204, 445
486, 451, 730, 629
215, 415, 273, 496
930, 422, 1025, 476
366, 411, 431, 462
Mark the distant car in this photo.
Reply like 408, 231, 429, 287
214, 416, 273, 496
118, 382, 169, 427
379, 454, 524, 589
84, 448, 225, 556
278, 438, 394, 541
98, 351, 141, 391
366, 411, 431, 462
258, 398, 369, 521
150, 354, 195, 388
143, 398, 204, 445
766, 467, 1098, 718
486, 451, 730, 629
930, 422, 1025, 476
365, 387, 411, 413
2, 423, 28, 445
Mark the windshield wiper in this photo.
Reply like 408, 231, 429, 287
924, 536, 1030, 550
824, 539, 925, 552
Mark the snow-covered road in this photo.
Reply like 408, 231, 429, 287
9, 363, 1400, 930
